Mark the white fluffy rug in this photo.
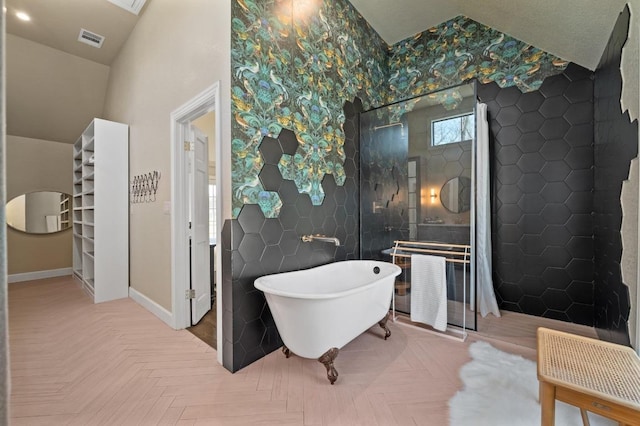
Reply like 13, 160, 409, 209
448, 341, 617, 426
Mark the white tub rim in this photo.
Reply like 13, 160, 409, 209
254, 260, 400, 300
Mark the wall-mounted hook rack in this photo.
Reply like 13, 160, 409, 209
131, 170, 161, 203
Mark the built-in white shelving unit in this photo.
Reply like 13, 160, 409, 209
72, 118, 129, 303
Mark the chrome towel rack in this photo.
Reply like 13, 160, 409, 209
391, 240, 471, 341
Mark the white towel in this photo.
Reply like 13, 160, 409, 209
410, 254, 448, 331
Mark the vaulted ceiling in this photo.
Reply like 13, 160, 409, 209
5, 0, 145, 65
4, 0, 147, 143
3, 0, 631, 143
349, 0, 629, 71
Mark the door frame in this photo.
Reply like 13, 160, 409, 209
170, 83, 221, 346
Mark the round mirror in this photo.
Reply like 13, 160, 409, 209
6, 191, 72, 234
440, 177, 471, 213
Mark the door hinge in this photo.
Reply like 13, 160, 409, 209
184, 141, 194, 151
186, 289, 196, 299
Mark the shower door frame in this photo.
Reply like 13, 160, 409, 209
358, 80, 479, 332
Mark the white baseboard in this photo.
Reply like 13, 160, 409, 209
8, 267, 73, 283
129, 287, 176, 329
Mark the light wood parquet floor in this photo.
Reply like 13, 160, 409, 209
8, 276, 596, 425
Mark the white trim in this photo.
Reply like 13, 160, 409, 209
170, 82, 223, 365
214, 88, 223, 366
129, 287, 174, 327
8, 267, 72, 283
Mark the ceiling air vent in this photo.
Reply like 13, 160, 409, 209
78, 28, 105, 48
106, 0, 147, 15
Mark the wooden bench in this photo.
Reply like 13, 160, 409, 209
537, 327, 640, 426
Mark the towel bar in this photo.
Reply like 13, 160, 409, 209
390, 240, 471, 341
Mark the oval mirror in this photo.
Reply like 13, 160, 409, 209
6, 191, 72, 234
440, 177, 471, 213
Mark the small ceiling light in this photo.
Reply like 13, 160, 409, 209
16, 11, 31, 21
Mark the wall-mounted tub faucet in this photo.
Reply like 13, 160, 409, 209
301, 234, 341, 246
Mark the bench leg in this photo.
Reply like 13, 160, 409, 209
540, 381, 556, 426
579, 409, 590, 426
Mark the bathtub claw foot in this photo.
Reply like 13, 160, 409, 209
378, 312, 391, 340
282, 345, 291, 358
318, 348, 339, 385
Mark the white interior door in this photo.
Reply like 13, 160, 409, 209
190, 126, 211, 324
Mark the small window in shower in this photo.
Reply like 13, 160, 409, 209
431, 113, 474, 146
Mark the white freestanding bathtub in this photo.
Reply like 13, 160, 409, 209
254, 260, 401, 384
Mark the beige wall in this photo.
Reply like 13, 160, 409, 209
6, 34, 109, 144
6, 136, 73, 274
102, 0, 231, 311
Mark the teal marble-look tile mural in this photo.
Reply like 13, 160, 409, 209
383, 16, 569, 123
231, 0, 387, 216
231, 1, 569, 218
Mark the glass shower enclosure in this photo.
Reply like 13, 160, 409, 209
360, 82, 477, 331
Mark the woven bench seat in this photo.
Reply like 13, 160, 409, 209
537, 327, 640, 426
